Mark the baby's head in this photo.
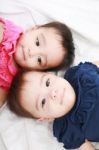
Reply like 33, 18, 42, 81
8, 71, 75, 120
14, 21, 75, 71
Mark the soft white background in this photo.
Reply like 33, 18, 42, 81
0, 0, 99, 149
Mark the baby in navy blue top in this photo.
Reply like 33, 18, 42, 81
53, 62, 99, 149
8, 62, 99, 150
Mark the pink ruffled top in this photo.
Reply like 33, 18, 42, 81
0, 17, 23, 91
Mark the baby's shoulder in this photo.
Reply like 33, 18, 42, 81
65, 62, 99, 80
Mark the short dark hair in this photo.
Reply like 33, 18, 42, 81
7, 71, 34, 118
40, 21, 75, 71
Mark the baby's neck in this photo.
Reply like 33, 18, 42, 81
0, 88, 7, 108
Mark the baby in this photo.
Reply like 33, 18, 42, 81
8, 61, 99, 150
0, 17, 75, 106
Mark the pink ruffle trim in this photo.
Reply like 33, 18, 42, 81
0, 17, 23, 90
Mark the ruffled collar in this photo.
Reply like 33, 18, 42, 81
0, 17, 23, 76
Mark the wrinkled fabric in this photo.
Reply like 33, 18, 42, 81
53, 62, 99, 149
0, 17, 23, 91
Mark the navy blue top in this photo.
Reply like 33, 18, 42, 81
53, 62, 99, 149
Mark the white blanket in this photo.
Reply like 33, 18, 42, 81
0, 0, 99, 150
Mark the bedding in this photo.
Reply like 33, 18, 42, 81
0, 0, 99, 150
0, 104, 65, 150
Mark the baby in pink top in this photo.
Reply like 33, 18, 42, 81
0, 17, 75, 106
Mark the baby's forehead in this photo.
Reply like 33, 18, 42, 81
40, 26, 62, 38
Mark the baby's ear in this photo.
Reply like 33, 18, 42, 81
37, 117, 54, 122
37, 117, 45, 122
47, 118, 54, 122
27, 25, 39, 32
32, 25, 39, 30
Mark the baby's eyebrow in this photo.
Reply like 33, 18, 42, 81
40, 73, 47, 85
40, 33, 46, 45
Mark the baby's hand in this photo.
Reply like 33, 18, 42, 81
0, 88, 7, 107
76, 140, 95, 150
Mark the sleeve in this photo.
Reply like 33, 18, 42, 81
53, 116, 85, 149
64, 62, 99, 82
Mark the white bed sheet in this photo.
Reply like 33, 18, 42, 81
0, 0, 99, 150
0, 104, 65, 150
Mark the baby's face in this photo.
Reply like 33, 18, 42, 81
14, 26, 66, 70
19, 71, 75, 120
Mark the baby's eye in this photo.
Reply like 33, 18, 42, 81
46, 78, 50, 87
41, 98, 46, 108
37, 56, 42, 65
36, 37, 40, 46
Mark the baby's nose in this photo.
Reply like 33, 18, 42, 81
50, 90, 57, 99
